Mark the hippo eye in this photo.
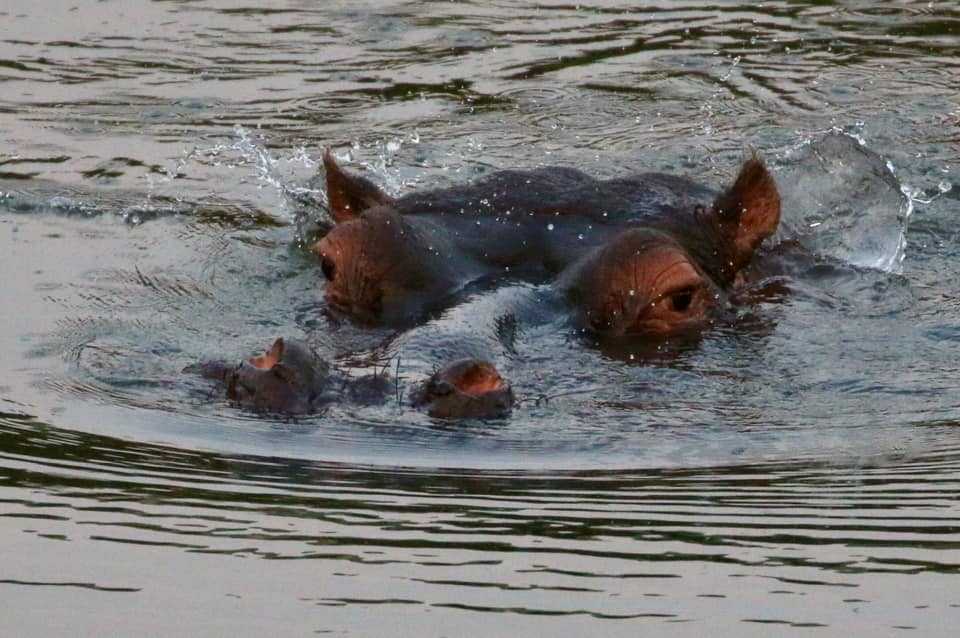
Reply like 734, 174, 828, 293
667, 288, 694, 312
431, 380, 453, 397
320, 255, 336, 281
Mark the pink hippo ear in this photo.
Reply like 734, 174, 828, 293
712, 155, 781, 267
323, 150, 395, 223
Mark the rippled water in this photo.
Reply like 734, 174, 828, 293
2, 1, 960, 635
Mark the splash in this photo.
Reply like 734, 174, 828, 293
775, 131, 912, 274
228, 124, 326, 221
143, 124, 326, 226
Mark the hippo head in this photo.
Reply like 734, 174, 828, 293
411, 359, 514, 419
562, 228, 723, 336
193, 338, 330, 414
561, 157, 781, 337
313, 152, 466, 325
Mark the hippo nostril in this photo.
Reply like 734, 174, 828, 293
320, 255, 336, 281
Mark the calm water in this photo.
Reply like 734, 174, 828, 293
2, 1, 960, 635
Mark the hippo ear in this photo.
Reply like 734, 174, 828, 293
324, 150, 394, 223
268, 337, 285, 360
712, 156, 781, 266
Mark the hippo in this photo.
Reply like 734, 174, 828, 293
314, 152, 780, 336
558, 158, 781, 337
188, 338, 334, 414
410, 359, 514, 419
187, 337, 513, 418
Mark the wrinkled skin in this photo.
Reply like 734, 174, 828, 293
558, 157, 780, 337
559, 228, 722, 336
187, 338, 512, 419
314, 152, 780, 336
410, 359, 514, 419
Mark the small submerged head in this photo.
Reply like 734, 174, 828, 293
411, 359, 514, 419
190, 338, 329, 414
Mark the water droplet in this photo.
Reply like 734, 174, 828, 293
546, 223, 554, 231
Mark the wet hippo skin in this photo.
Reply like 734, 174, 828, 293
315, 152, 780, 336
188, 338, 332, 414
559, 158, 781, 337
188, 338, 514, 419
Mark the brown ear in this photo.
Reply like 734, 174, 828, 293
248, 338, 285, 370
268, 337, 285, 361
712, 155, 781, 266
324, 150, 394, 223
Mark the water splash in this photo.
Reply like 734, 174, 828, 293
230, 124, 324, 221
141, 124, 326, 226
347, 133, 423, 195
775, 132, 912, 274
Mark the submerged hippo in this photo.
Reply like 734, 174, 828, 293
188, 338, 333, 414
188, 338, 513, 418
314, 152, 780, 336
411, 359, 514, 419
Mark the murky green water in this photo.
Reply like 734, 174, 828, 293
2, 1, 959, 635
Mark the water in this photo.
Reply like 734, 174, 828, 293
2, 1, 960, 634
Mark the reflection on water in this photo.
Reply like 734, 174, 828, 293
2, 0, 960, 634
